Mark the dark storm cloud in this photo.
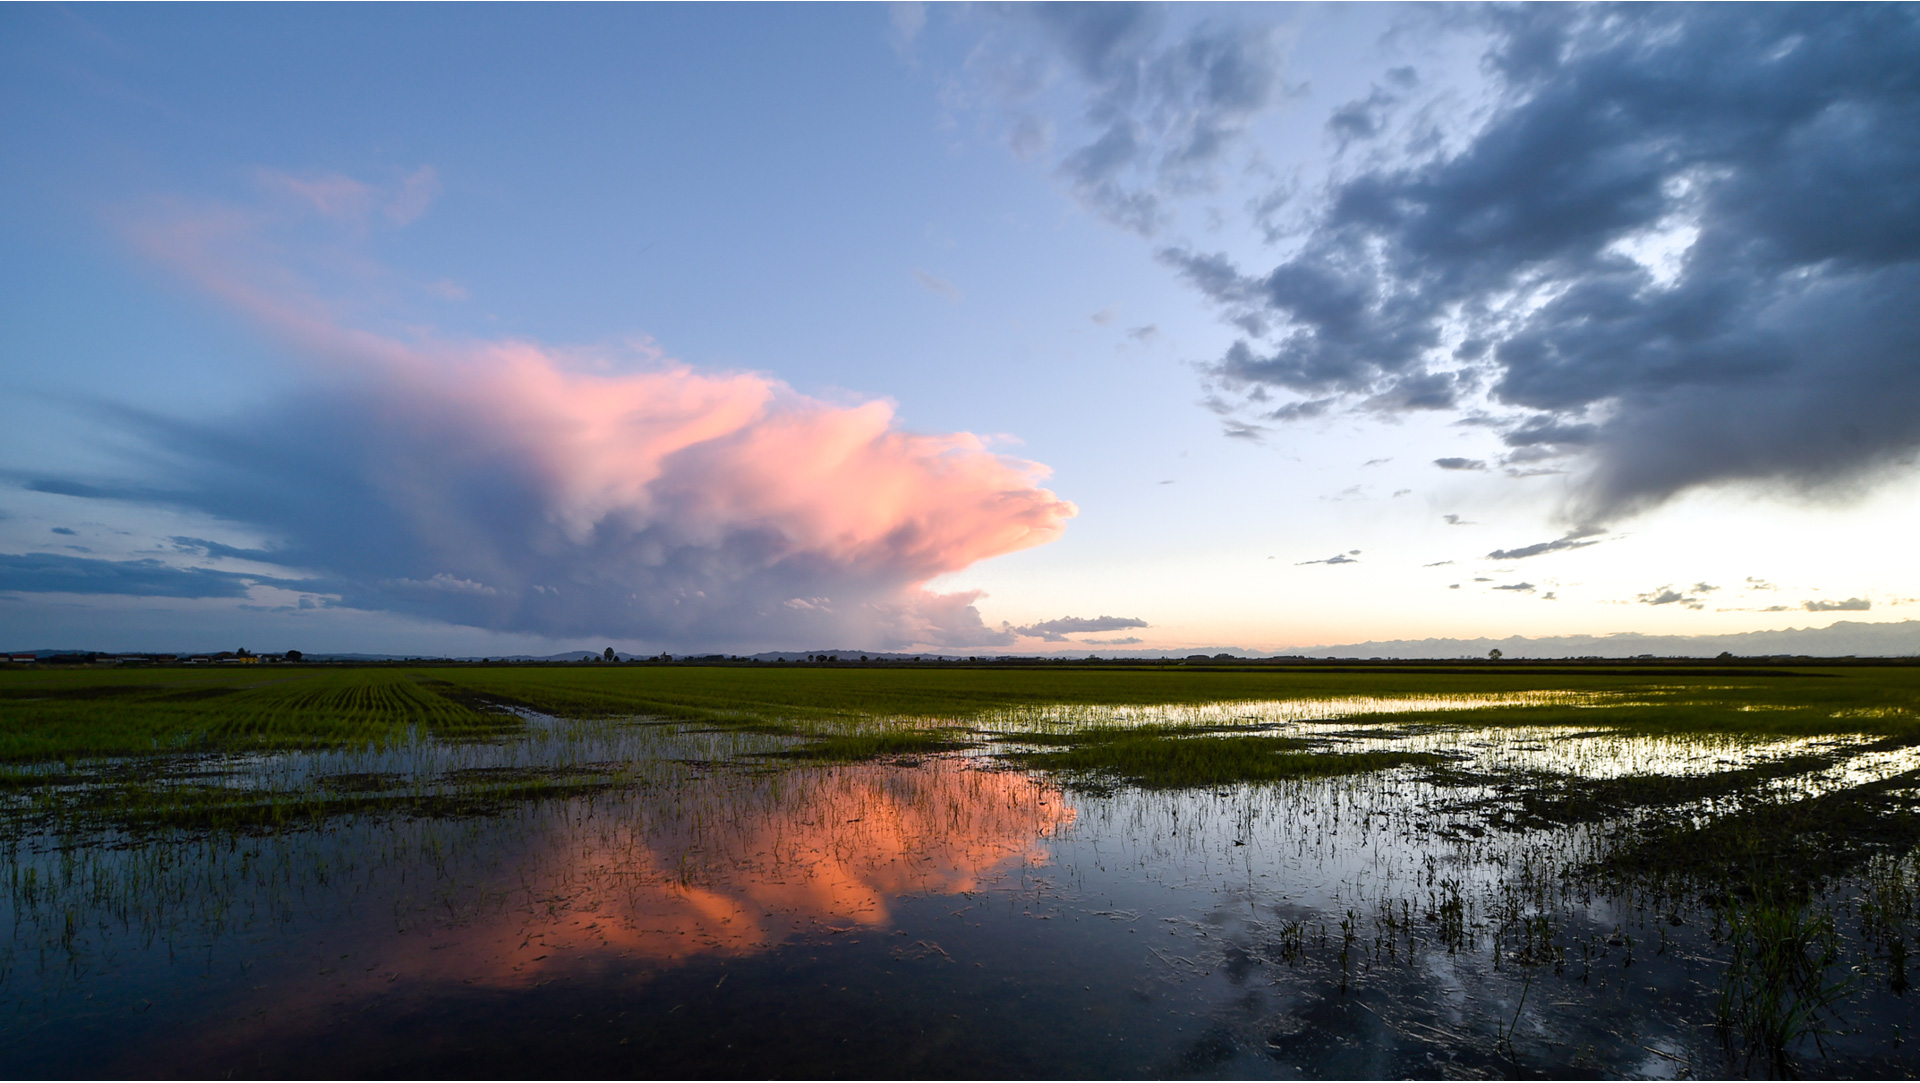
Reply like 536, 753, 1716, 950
1010, 614, 1151, 642
1485, 527, 1604, 561
1183, 4, 1920, 520
1636, 583, 1720, 610
1361, 369, 1473, 412
0, 552, 262, 599
1297, 550, 1360, 566
22, 478, 184, 504
1805, 597, 1871, 612
988, 3, 1296, 234
170, 536, 280, 563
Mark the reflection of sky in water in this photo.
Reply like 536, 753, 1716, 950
974, 691, 1611, 731
5, 699, 1918, 1076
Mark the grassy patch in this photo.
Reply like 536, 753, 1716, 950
6, 663, 1920, 761
0, 669, 515, 760
3, 765, 627, 837
999, 728, 1444, 789
1599, 768, 1920, 893
767, 729, 978, 762
1460, 754, 1841, 831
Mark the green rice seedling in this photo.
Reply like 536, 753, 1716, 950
996, 727, 1444, 789
1859, 848, 1918, 992
1714, 891, 1851, 1072
0, 668, 516, 760
1598, 767, 1920, 896
8, 662, 1920, 765
765, 728, 979, 762
1472, 754, 1840, 833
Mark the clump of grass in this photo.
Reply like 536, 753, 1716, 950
1715, 891, 1850, 1073
998, 728, 1443, 789
1599, 767, 1920, 892
767, 729, 977, 762
1465, 754, 1838, 832
1860, 848, 1919, 993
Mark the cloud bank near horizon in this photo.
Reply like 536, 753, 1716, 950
9, 179, 1077, 650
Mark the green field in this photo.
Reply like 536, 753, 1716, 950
5, 661, 1919, 1072
4, 661, 1919, 761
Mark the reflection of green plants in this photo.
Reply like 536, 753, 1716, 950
1714, 892, 1850, 1072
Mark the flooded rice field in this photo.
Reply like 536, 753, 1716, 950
3, 668, 1919, 1077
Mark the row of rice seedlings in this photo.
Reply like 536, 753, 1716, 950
7, 663, 1919, 766
0, 668, 520, 761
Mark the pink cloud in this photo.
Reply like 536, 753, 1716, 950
399, 339, 1074, 597
117, 174, 1075, 648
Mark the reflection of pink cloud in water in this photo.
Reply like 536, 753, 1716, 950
417, 762, 1075, 984
137, 762, 1076, 1072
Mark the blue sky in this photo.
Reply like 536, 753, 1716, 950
4, 3, 1918, 655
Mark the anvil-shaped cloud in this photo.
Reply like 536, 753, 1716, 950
33, 180, 1077, 650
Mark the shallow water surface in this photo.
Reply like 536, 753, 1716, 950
4, 708, 1918, 1078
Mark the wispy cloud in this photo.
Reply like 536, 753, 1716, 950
257, 165, 441, 227
911, 269, 962, 301
0, 552, 271, 599
969, 6, 1300, 235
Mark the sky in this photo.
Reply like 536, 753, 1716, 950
3, 2, 1919, 656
